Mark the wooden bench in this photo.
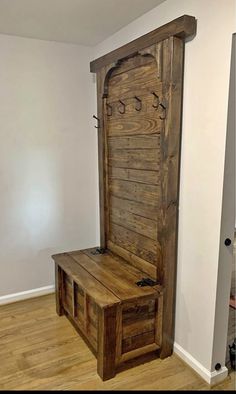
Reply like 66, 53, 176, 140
53, 15, 196, 381
53, 248, 163, 380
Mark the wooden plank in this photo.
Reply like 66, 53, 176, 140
110, 195, 159, 220
108, 114, 162, 137
108, 65, 159, 99
108, 148, 160, 171
110, 206, 157, 240
55, 263, 64, 316
122, 331, 155, 354
159, 37, 184, 359
111, 54, 155, 77
52, 253, 120, 308
155, 295, 163, 347
90, 15, 196, 72
97, 305, 117, 380
109, 223, 159, 265
108, 240, 157, 279
120, 343, 159, 363
109, 179, 160, 207
123, 319, 155, 339
115, 304, 123, 366
69, 250, 157, 301
108, 134, 160, 150
109, 167, 160, 185
122, 299, 156, 325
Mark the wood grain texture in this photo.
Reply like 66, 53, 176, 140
52, 253, 120, 308
158, 37, 184, 359
55, 263, 64, 317
53, 16, 196, 381
69, 250, 157, 301
108, 240, 157, 278
97, 305, 117, 380
90, 15, 196, 72
110, 223, 161, 266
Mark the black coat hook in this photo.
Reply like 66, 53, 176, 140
134, 96, 142, 111
106, 103, 112, 116
93, 115, 100, 129
152, 92, 159, 108
159, 103, 166, 120
118, 100, 126, 114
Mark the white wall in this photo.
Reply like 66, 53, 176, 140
0, 35, 97, 297
92, 0, 235, 376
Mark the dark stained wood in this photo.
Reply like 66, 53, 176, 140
55, 263, 64, 316
110, 206, 157, 240
110, 222, 161, 268
53, 15, 196, 381
52, 253, 120, 308
109, 179, 160, 207
107, 114, 162, 137
97, 305, 118, 380
108, 134, 160, 150
159, 36, 184, 358
108, 148, 160, 171
122, 331, 155, 353
110, 195, 159, 220
69, 250, 157, 301
90, 15, 196, 72
109, 167, 160, 185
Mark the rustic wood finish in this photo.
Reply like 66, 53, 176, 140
53, 15, 197, 380
90, 15, 196, 72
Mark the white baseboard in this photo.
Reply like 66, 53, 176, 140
0, 285, 55, 306
174, 342, 228, 385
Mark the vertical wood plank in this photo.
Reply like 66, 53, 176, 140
96, 64, 117, 248
55, 263, 64, 316
155, 293, 163, 346
97, 305, 118, 380
159, 36, 184, 359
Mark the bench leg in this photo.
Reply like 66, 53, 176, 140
55, 263, 64, 316
97, 305, 117, 380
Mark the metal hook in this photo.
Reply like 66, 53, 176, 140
106, 103, 112, 116
93, 115, 100, 129
118, 100, 126, 114
134, 96, 142, 111
159, 103, 166, 120
152, 92, 159, 109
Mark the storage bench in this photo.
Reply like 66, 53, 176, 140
52, 248, 163, 380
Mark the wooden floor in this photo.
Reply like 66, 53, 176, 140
0, 294, 235, 391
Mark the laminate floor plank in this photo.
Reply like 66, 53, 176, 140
0, 294, 235, 391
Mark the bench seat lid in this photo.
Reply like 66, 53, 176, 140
52, 252, 120, 308
53, 247, 161, 307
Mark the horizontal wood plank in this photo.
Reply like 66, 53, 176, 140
108, 148, 160, 171
69, 251, 157, 301
108, 63, 159, 99
90, 15, 196, 72
52, 253, 120, 308
110, 206, 157, 240
109, 167, 160, 185
109, 179, 160, 207
109, 222, 160, 265
108, 114, 162, 137
122, 318, 155, 339
122, 331, 155, 353
108, 134, 160, 150
110, 195, 159, 220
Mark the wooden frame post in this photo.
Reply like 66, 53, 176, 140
55, 263, 64, 316
97, 305, 117, 380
